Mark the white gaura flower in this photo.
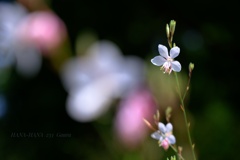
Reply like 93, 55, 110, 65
151, 122, 176, 150
151, 44, 181, 74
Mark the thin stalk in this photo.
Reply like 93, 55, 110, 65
182, 71, 192, 101
170, 145, 185, 160
174, 72, 196, 160
168, 39, 172, 49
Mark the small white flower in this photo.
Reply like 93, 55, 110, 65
151, 122, 176, 150
151, 44, 181, 74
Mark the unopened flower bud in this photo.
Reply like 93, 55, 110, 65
166, 24, 170, 38
170, 20, 176, 36
189, 62, 194, 72
165, 106, 172, 122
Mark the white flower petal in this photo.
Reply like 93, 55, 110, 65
167, 135, 176, 144
158, 44, 168, 59
158, 123, 166, 133
151, 56, 166, 66
151, 131, 161, 140
170, 46, 180, 59
159, 136, 164, 142
166, 123, 173, 132
171, 61, 181, 72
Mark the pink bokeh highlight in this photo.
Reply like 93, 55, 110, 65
18, 11, 66, 54
114, 87, 156, 148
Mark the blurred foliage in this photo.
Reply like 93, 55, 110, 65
0, 0, 240, 160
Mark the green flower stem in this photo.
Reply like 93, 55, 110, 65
174, 72, 197, 160
170, 145, 185, 160
168, 40, 172, 49
182, 71, 192, 101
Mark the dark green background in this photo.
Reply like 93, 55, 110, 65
1, 0, 239, 159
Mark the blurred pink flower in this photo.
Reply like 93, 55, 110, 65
114, 87, 156, 148
18, 11, 66, 54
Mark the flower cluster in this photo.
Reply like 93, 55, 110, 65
148, 20, 196, 160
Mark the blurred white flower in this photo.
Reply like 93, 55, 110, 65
62, 40, 145, 122
0, 2, 42, 77
0, 2, 67, 76
14, 44, 42, 77
151, 44, 181, 74
0, 2, 27, 68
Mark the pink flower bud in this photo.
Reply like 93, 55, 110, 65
161, 139, 170, 150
